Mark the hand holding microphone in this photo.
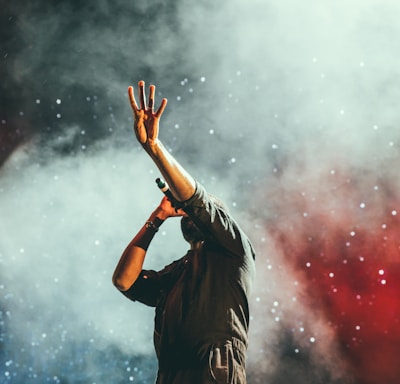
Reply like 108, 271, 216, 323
155, 178, 183, 211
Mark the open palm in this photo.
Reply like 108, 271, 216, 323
128, 81, 167, 146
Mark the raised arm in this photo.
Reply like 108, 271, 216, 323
128, 81, 196, 202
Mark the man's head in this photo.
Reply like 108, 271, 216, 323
180, 194, 229, 245
180, 216, 204, 244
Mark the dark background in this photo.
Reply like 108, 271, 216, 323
1, 1, 400, 383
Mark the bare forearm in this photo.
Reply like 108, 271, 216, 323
112, 210, 164, 291
147, 140, 196, 202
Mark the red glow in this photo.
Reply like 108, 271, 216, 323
272, 204, 400, 383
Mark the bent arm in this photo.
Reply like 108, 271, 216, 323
112, 193, 185, 291
112, 208, 165, 291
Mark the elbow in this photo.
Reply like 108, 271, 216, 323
112, 273, 133, 292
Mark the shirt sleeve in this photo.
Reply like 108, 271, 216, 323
121, 270, 162, 307
121, 257, 187, 307
182, 182, 255, 260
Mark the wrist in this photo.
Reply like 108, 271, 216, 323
145, 139, 162, 156
144, 218, 163, 232
151, 207, 168, 222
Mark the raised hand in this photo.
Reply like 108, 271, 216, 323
128, 80, 167, 148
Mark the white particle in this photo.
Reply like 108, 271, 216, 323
295, 348, 300, 353
176, 96, 181, 101
200, 76, 206, 82
56, 113, 61, 118
374, 185, 379, 191
381, 279, 387, 285
310, 337, 316, 343
379, 269, 385, 276
392, 210, 397, 216
360, 203, 366, 208
355, 325, 361, 331
81, 130, 86, 135
174, 124, 179, 129
255, 297, 261, 302
329, 272, 334, 278
330, 169, 336, 175
359, 256, 364, 262
209, 129, 214, 135
272, 144, 279, 149
299, 327, 305, 332
273, 301, 279, 307
373, 124, 379, 130
306, 262, 311, 267
382, 224, 387, 229
20, 248, 25, 253
36, 99, 41, 104
350, 231, 356, 236
56, 99, 61, 104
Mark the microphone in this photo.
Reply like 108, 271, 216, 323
155, 178, 182, 209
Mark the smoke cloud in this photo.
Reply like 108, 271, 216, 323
1, 0, 400, 383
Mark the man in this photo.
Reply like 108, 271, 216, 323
112, 80, 256, 383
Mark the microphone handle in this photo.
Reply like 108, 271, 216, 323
155, 178, 182, 209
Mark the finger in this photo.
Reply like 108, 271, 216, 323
128, 86, 138, 113
155, 98, 168, 119
148, 85, 155, 112
138, 80, 146, 110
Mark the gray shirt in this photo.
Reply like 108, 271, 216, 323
122, 182, 256, 369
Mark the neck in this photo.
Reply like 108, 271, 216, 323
190, 241, 203, 251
